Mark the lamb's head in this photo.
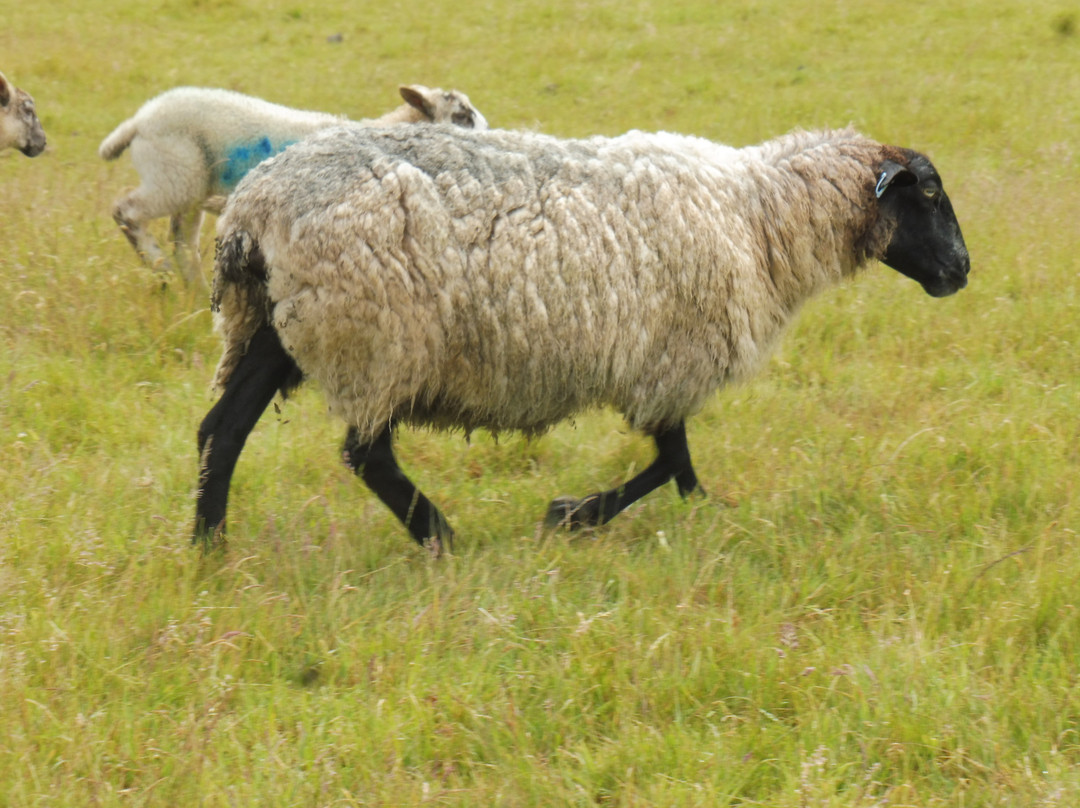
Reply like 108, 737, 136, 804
399, 84, 488, 130
872, 150, 969, 298
0, 71, 46, 157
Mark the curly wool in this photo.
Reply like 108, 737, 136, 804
212, 125, 901, 441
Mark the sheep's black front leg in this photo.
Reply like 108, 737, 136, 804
343, 425, 454, 552
195, 326, 301, 543
545, 420, 702, 530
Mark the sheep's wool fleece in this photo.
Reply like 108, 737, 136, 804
214, 125, 895, 441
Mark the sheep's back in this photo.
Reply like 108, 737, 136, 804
219, 126, 781, 438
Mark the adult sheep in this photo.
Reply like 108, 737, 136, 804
0, 71, 46, 157
99, 84, 487, 284
196, 124, 970, 551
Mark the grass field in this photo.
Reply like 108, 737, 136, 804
3, 0, 1080, 804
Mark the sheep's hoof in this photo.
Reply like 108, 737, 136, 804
544, 495, 600, 531
423, 532, 452, 559
191, 526, 228, 555
419, 514, 454, 557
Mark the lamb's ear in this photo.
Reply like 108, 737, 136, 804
0, 72, 10, 108
399, 85, 434, 117
875, 160, 917, 198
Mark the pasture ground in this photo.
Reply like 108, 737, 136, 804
3, 0, 1080, 804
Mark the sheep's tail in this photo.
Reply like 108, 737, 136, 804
210, 230, 273, 391
98, 117, 139, 161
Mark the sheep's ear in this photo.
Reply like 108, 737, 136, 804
0, 73, 10, 108
875, 160, 917, 198
399, 84, 434, 116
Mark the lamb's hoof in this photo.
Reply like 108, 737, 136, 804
544, 495, 599, 531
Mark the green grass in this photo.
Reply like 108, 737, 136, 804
3, 0, 1080, 804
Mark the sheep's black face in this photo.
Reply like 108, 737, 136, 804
877, 153, 969, 298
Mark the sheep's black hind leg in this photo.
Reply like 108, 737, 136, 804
343, 425, 454, 552
545, 420, 702, 531
195, 326, 301, 543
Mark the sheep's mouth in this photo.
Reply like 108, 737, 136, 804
20, 141, 46, 157
916, 250, 970, 298
921, 268, 969, 298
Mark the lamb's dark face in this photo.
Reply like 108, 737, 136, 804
876, 153, 969, 298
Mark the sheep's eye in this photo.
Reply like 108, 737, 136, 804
922, 185, 939, 200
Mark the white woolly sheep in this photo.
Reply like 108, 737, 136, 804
195, 124, 970, 550
99, 84, 487, 284
0, 71, 46, 157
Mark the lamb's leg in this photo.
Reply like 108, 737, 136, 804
195, 326, 301, 543
112, 136, 207, 277
545, 420, 703, 530
113, 198, 172, 273
343, 425, 454, 553
170, 207, 206, 286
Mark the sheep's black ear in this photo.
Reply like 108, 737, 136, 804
0, 72, 10, 108
875, 160, 917, 198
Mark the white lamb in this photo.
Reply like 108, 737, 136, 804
99, 84, 487, 284
196, 124, 970, 550
0, 71, 46, 157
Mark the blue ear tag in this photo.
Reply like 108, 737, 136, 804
875, 171, 889, 199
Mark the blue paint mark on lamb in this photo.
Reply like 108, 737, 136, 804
219, 137, 295, 190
